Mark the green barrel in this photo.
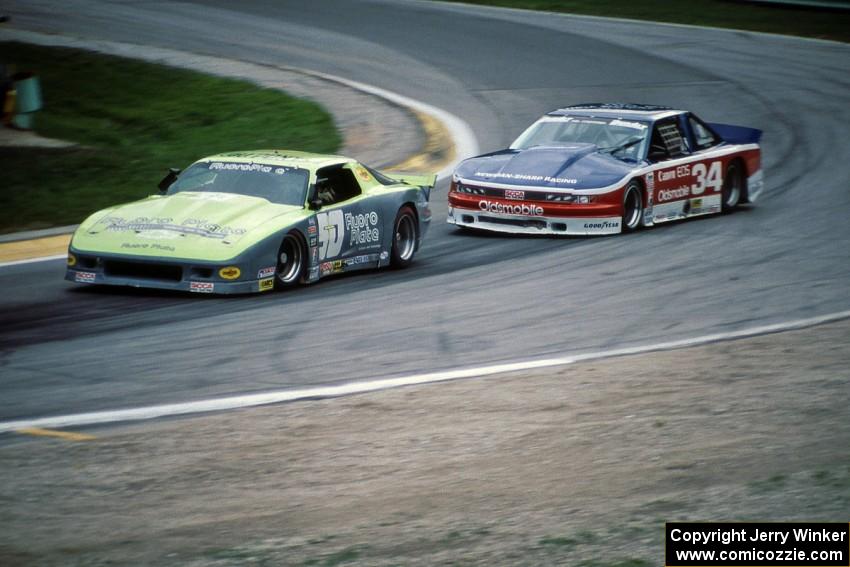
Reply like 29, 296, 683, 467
12, 73, 42, 130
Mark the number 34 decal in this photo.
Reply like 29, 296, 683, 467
691, 161, 722, 195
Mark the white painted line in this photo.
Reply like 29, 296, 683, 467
0, 254, 67, 268
2, 309, 849, 434
0, 357, 573, 433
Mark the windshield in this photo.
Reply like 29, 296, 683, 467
511, 116, 650, 160
168, 161, 310, 206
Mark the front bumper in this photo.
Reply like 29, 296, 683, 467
447, 206, 622, 236
65, 248, 276, 294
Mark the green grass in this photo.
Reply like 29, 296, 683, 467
442, 0, 850, 43
0, 42, 341, 233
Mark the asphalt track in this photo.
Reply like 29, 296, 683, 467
1, 0, 849, 423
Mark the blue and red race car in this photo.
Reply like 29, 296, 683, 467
448, 104, 763, 236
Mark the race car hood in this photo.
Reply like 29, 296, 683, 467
71, 192, 306, 261
454, 144, 635, 190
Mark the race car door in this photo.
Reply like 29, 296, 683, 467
312, 164, 384, 276
648, 116, 724, 222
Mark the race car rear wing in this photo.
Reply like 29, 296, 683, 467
388, 172, 438, 200
390, 172, 437, 189
708, 123, 762, 145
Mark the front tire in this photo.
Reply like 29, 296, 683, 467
390, 206, 417, 268
722, 162, 743, 213
621, 181, 643, 232
275, 232, 306, 289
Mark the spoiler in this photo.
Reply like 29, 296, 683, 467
708, 122, 762, 145
386, 171, 437, 201
389, 172, 437, 189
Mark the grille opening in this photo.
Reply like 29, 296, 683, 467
462, 215, 476, 223
78, 256, 98, 269
104, 260, 182, 281
551, 222, 567, 231
191, 267, 214, 279
480, 216, 547, 229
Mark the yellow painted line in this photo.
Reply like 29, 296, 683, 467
16, 427, 96, 441
386, 109, 456, 174
0, 234, 71, 263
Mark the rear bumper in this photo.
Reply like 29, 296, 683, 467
447, 206, 622, 236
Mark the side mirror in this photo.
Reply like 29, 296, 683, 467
158, 168, 181, 193
308, 198, 323, 211
648, 148, 667, 163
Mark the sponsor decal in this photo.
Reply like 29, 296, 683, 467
355, 166, 371, 182
75, 271, 96, 283
311, 246, 319, 264
474, 172, 577, 185
658, 169, 677, 182
120, 242, 176, 252
307, 224, 317, 236
309, 236, 318, 247
189, 281, 214, 293
345, 211, 380, 246
609, 118, 647, 130
583, 220, 620, 230
258, 266, 276, 279
101, 216, 246, 239
343, 254, 378, 268
380, 251, 389, 261
319, 260, 344, 275
218, 266, 241, 280
504, 189, 525, 200
308, 267, 319, 280
258, 277, 275, 292
658, 186, 690, 202
208, 162, 293, 175
478, 200, 544, 216
645, 172, 655, 193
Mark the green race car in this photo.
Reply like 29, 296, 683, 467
65, 150, 436, 294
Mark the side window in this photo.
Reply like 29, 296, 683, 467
649, 119, 689, 161
314, 165, 362, 206
688, 115, 720, 151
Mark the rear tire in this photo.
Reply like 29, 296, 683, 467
275, 232, 306, 289
391, 206, 417, 268
722, 162, 743, 213
621, 181, 643, 232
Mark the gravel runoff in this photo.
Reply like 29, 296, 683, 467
0, 27, 423, 169
0, 318, 848, 566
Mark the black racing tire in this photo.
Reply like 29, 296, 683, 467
274, 231, 307, 290
722, 161, 743, 213
390, 206, 418, 269
621, 180, 644, 233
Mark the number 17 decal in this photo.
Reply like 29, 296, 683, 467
317, 210, 344, 260
691, 161, 722, 195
